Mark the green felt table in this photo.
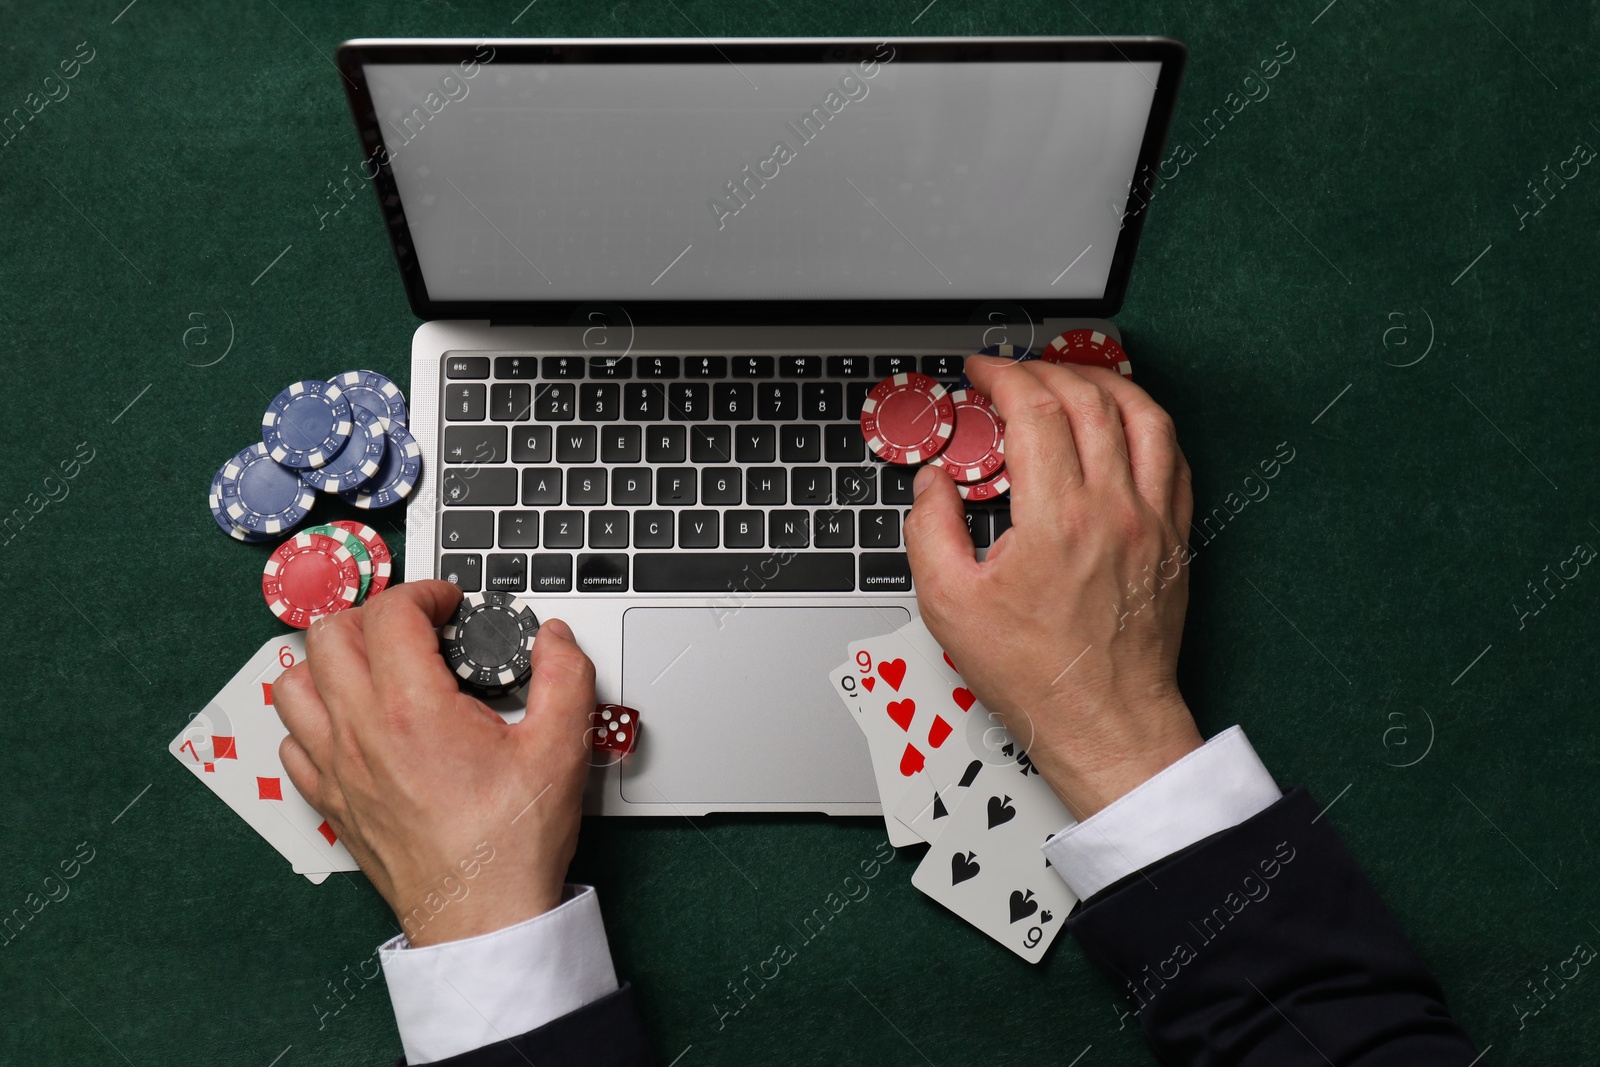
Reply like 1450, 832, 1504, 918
3, 1, 1598, 1063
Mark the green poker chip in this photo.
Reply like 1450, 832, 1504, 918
303, 523, 373, 603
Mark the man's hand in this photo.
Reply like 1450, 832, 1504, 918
274, 580, 596, 946
905, 357, 1201, 821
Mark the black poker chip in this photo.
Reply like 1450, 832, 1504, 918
440, 592, 539, 694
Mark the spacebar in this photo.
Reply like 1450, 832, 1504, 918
632, 553, 855, 592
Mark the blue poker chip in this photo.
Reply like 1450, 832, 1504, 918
340, 418, 422, 509
217, 442, 317, 535
208, 466, 274, 543
300, 405, 388, 493
261, 380, 353, 469
330, 369, 408, 427
958, 344, 1039, 390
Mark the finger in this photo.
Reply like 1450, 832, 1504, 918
904, 465, 978, 613
305, 609, 373, 719
962, 355, 1081, 529
516, 618, 597, 775
278, 733, 323, 810
1172, 445, 1195, 535
1020, 361, 1134, 491
274, 661, 335, 770
1063, 365, 1181, 518
360, 580, 465, 705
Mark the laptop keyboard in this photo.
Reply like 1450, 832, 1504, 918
435, 352, 1011, 594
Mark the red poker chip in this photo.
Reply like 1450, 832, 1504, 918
1042, 329, 1133, 379
928, 389, 1005, 485
331, 520, 393, 599
955, 465, 1011, 502
262, 532, 362, 629
860, 372, 955, 466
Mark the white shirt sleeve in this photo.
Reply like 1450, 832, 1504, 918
379, 884, 620, 1065
1042, 725, 1282, 901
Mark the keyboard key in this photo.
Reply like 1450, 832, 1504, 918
611, 467, 652, 505
486, 553, 527, 592
601, 425, 641, 463
992, 508, 1012, 539
646, 425, 686, 463
580, 383, 620, 421
534, 383, 575, 421
881, 466, 916, 505
633, 553, 854, 592
713, 382, 753, 421
790, 467, 831, 505
445, 383, 486, 421
780, 424, 821, 462
624, 383, 665, 421
521, 467, 562, 505
780, 355, 823, 378
543, 510, 584, 548
587, 510, 629, 548
566, 467, 607, 506
667, 382, 709, 421
702, 467, 742, 505
637, 356, 681, 379
845, 381, 871, 419
528, 553, 573, 592
922, 354, 965, 378
442, 468, 517, 506
860, 509, 900, 548
684, 355, 728, 378
836, 467, 876, 505
823, 424, 865, 462
746, 467, 786, 505
690, 425, 731, 463
964, 509, 990, 548
498, 510, 540, 548
858, 552, 912, 592
541, 355, 585, 379
679, 510, 719, 548
511, 425, 552, 463
490, 383, 532, 422
440, 553, 483, 592
802, 382, 842, 421
756, 382, 798, 421
577, 553, 629, 591
556, 425, 598, 463
825, 355, 872, 378
493, 356, 537, 379
731, 355, 776, 378
442, 510, 494, 549
443, 426, 507, 464
735, 424, 776, 462
633, 510, 673, 548
873, 355, 917, 377
447, 356, 490, 379
769, 509, 809, 548
723, 510, 763, 547
656, 467, 696, 505
587, 356, 632, 379
814, 510, 854, 548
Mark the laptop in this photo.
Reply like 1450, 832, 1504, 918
334, 36, 1186, 816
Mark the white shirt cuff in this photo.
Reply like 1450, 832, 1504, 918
1042, 725, 1281, 901
379, 884, 620, 1065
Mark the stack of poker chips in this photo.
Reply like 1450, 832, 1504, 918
439, 592, 540, 698
862, 330, 1136, 500
207, 370, 417, 629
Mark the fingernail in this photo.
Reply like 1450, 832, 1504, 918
913, 466, 937, 499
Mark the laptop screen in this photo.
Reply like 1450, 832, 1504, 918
341, 40, 1185, 321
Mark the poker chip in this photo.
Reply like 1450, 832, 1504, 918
207, 466, 273, 543
1041, 329, 1133, 379
859, 372, 955, 466
304, 523, 373, 603
440, 592, 540, 694
300, 405, 387, 493
217, 443, 317, 536
928, 388, 1006, 485
956, 343, 1038, 390
341, 418, 421, 509
262, 532, 362, 629
330, 520, 393, 599
261, 379, 353, 469
955, 466, 1011, 502
330, 369, 408, 426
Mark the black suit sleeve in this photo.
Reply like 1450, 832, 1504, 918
1066, 787, 1481, 1064
399, 983, 655, 1067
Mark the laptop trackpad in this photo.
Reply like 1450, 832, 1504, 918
619, 606, 908, 806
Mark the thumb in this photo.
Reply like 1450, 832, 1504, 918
904, 466, 978, 600
518, 618, 598, 772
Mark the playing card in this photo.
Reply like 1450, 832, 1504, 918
891, 758, 983, 842
828, 661, 924, 847
910, 762, 1079, 964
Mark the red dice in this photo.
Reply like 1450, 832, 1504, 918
591, 704, 640, 755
